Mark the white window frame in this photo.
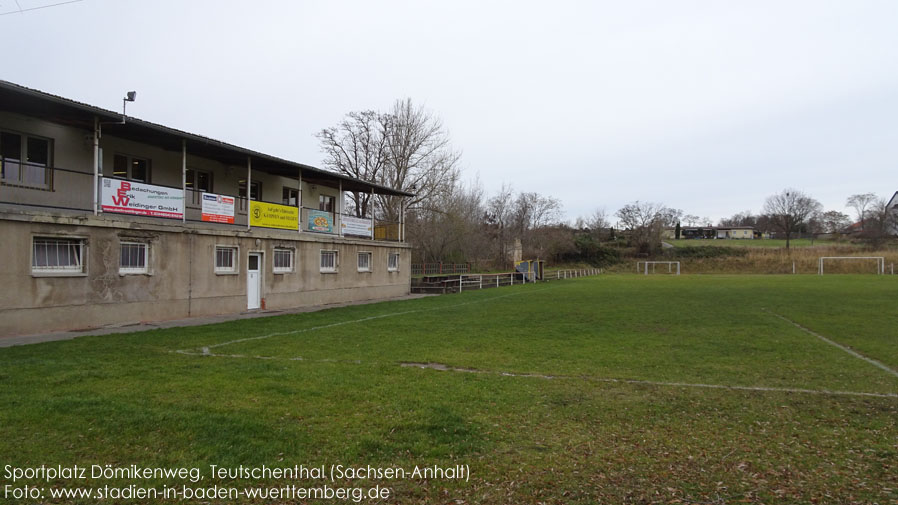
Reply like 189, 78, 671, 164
273, 248, 295, 274
214, 245, 239, 274
357, 251, 372, 272
388, 252, 400, 272
320, 250, 338, 273
119, 241, 149, 275
31, 236, 86, 276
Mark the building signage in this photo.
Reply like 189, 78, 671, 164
100, 177, 184, 219
250, 201, 298, 230
307, 209, 333, 233
201, 193, 235, 224
341, 215, 372, 237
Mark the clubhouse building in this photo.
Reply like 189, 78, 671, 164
0, 81, 413, 337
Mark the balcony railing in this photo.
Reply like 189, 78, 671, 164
0, 160, 404, 242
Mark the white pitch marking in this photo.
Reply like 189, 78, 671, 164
178, 285, 559, 353
765, 309, 898, 379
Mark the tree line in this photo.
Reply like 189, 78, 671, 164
318, 100, 896, 267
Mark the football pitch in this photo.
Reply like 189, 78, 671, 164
1, 275, 896, 504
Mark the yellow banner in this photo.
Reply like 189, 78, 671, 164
250, 201, 298, 230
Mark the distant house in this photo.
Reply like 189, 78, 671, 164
664, 226, 758, 240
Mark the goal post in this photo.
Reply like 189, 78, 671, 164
818, 256, 884, 275
636, 261, 680, 275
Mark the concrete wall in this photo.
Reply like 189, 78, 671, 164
0, 210, 411, 338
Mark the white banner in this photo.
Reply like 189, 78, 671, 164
341, 215, 373, 237
100, 178, 184, 219
201, 193, 235, 224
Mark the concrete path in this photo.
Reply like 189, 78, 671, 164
0, 294, 434, 348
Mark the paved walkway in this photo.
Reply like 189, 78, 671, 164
0, 294, 434, 348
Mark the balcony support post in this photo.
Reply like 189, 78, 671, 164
370, 187, 375, 241
181, 139, 187, 223
246, 156, 252, 231
338, 179, 343, 237
297, 168, 302, 234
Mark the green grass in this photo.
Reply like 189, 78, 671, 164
1, 276, 897, 504
668, 238, 854, 248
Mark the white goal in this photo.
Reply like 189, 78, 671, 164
636, 261, 680, 275
818, 256, 884, 275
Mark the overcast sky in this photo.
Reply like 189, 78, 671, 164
2, 0, 896, 223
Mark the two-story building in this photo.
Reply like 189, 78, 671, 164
0, 80, 413, 338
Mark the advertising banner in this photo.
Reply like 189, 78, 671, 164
250, 201, 298, 230
201, 193, 235, 224
307, 209, 333, 233
341, 215, 373, 237
100, 178, 183, 219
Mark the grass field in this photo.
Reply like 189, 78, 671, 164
2, 276, 897, 504
668, 238, 852, 248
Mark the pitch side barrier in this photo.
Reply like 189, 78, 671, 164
410, 268, 603, 294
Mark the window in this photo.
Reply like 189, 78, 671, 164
1, 130, 51, 189
319, 194, 335, 212
119, 242, 148, 274
388, 252, 400, 272
320, 250, 337, 273
238, 180, 261, 201
113, 154, 149, 182
186, 168, 213, 192
215, 246, 238, 273
357, 252, 372, 272
32, 237, 84, 275
273, 248, 294, 273
282, 187, 299, 207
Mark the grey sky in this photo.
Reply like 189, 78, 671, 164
2, 0, 896, 223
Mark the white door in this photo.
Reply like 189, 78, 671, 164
247, 252, 262, 310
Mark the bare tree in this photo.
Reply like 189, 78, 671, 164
485, 185, 516, 267
718, 211, 757, 228
317, 110, 389, 217
864, 198, 898, 240
762, 189, 822, 248
318, 99, 461, 226
377, 98, 461, 224
683, 214, 700, 226
588, 208, 610, 231
820, 210, 850, 234
615, 201, 667, 254
846, 193, 877, 231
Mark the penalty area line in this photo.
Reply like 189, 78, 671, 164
400, 363, 898, 400
175, 285, 560, 354
764, 309, 898, 380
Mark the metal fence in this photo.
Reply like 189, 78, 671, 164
411, 263, 472, 275
410, 268, 602, 294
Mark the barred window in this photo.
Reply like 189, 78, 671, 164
215, 246, 238, 273
388, 252, 400, 272
320, 250, 337, 273
32, 237, 84, 274
273, 248, 294, 273
357, 252, 372, 272
119, 242, 148, 274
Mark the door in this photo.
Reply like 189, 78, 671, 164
247, 252, 262, 310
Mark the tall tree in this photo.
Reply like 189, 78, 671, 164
615, 201, 667, 254
846, 193, 877, 231
762, 189, 822, 248
377, 98, 461, 224
316, 110, 389, 217
820, 210, 850, 234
